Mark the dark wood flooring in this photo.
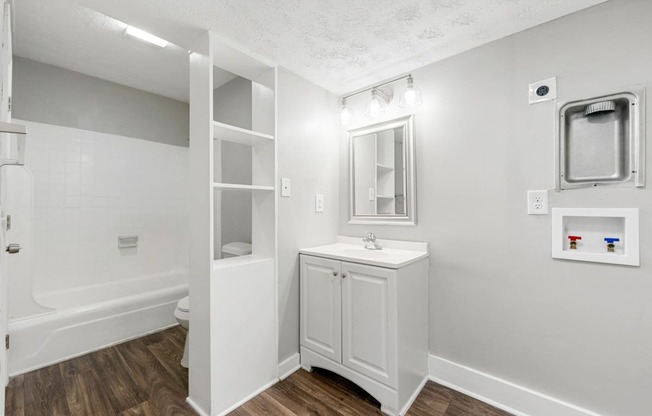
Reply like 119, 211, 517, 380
5, 326, 513, 416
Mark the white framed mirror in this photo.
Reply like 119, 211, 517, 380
349, 115, 416, 225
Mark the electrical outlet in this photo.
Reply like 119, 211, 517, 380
527, 190, 549, 215
528, 77, 557, 104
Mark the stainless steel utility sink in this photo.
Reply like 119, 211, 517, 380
556, 88, 645, 190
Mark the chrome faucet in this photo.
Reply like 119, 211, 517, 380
363, 231, 382, 250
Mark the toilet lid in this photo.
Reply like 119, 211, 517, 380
221, 242, 252, 256
177, 296, 190, 312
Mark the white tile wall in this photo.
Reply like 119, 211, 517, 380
21, 121, 189, 294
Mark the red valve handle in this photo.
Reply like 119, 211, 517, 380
568, 236, 582, 241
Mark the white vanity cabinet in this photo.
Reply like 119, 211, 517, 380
299, 236, 428, 416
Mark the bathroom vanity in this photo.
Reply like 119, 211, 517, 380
299, 236, 428, 416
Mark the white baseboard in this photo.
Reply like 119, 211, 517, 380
185, 354, 299, 416
400, 375, 428, 416
186, 396, 210, 416
279, 353, 301, 380
428, 355, 603, 416
216, 379, 277, 416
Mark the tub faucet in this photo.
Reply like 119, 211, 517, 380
363, 232, 382, 250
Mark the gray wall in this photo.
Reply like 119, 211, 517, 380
12, 57, 189, 146
277, 68, 340, 362
213, 77, 253, 254
339, 1, 651, 415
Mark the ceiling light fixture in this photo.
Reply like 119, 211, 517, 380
339, 73, 422, 124
399, 75, 423, 108
125, 25, 169, 48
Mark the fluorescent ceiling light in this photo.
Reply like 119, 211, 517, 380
125, 25, 169, 48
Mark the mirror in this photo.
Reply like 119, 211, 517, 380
349, 115, 416, 225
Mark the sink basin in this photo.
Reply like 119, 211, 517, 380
335, 248, 390, 258
299, 237, 428, 269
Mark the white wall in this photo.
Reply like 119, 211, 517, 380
9, 120, 188, 317
13, 57, 189, 147
277, 68, 340, 362
339, 1, 651, 415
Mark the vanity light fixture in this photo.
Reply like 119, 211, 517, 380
339, 73, 422, 124
399, 74, 423, 108
367, 88, 389, 118
340, 98, 352, 125
125, 25, 169, 48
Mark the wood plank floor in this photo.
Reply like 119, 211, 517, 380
5, 326, 513, 416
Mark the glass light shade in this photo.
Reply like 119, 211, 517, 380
366, 89, 388, 118
340, 99, 351, 125
399, 76, 423, 108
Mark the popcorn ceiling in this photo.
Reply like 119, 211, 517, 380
14, 0, 606, 100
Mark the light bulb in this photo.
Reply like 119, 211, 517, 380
369, 99, 382, 118
367, 88, 388, 118
404, 87, 417, 106
340, 99, 351, 125
399, 75, 423, 108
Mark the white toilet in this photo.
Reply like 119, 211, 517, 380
174, 242, 252, 368
174, 296, 190, 367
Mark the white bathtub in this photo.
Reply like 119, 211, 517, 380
8, 271, 188, 376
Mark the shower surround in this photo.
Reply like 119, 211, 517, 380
7, 120, 189, 374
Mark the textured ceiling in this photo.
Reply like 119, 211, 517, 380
14, 0, 608, 101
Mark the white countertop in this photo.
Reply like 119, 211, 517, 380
299, 236, 428, 269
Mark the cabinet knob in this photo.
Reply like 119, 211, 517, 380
332, 271, 338, 277
342, 272, 347, 278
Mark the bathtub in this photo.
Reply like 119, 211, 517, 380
8, 271, 188, 376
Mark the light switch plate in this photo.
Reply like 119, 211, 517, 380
315, 194, 324, 213
368, 187, 375, 201
281, 178, 291, 197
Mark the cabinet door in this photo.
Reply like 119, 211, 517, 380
341, 262, 397, 388
300, 255, 341, 363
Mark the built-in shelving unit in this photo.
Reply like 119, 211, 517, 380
188, 32, 278, 416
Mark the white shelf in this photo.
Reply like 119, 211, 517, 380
213, 182, 274, 192
0, 121, 27, 135
212, 121, 273, 145
376, 163, 393, 171
376, 195, 395, 199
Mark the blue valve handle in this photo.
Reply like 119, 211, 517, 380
604, 238, 620, 243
